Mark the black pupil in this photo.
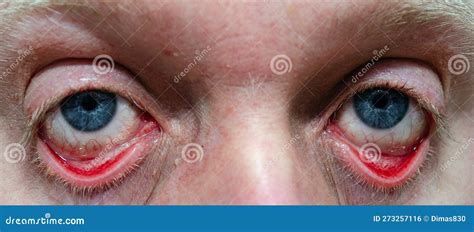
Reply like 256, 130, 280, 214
353, 88, 409, 129
81, 95, 98, 111
60, 91, 117, 132
373, 93, 388, 109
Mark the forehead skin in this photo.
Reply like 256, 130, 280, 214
1, 1, 473, 89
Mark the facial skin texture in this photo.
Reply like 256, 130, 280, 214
0, 0, 473, 205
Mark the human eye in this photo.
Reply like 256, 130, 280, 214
23, 59, 162, 193
322, 59, 446, 192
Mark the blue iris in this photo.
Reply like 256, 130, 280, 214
353, 88, 409, 129
60, 91, 117, 132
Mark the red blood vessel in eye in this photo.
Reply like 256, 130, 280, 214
326, 115, 432, 188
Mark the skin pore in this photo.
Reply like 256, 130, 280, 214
0, 0, 473, 204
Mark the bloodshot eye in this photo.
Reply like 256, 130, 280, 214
37, 90, 161, 190
325, 87, 432, 188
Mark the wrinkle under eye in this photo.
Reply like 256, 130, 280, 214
61, 91, 117, 132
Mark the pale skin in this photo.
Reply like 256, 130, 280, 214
0, 0, 472, 205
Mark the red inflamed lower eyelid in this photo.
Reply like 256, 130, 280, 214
325, 117, 432, 188
36, 114, 161, 188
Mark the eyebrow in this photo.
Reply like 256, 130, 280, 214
375, 1, 474, 51
385, 1, 473, 27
